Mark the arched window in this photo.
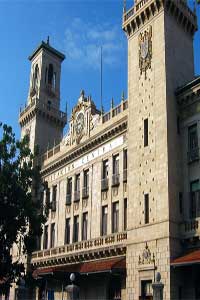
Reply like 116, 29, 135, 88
53, 72, 56, 90
32, 64, 39, 90
48, 64, 53, 85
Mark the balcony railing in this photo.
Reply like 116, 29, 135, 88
31, 231, 127, 261
19, 98, 67, 121
82, 186, 89, 199
74, 190, 80, 202
188, 147, 199, 163
123, 169, 127, 182
102, 100, 128, 124
101, 178, 109, 191
112, 174, 120, 187
66, 194, 72, 205
181, 218, 200, 239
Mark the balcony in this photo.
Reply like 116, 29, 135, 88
101, 178, 109, 191
123, 169, 127, 182
82, 186, 89, 199
74, 190, 80, 202
31, 231, 127, 264
181, 218, 200, 239
112, 174, 120, 187
66, 194, 72, 205
188, 147, 199, 163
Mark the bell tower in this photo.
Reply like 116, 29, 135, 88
123, 0, 197, 299
19, 39, 67, 154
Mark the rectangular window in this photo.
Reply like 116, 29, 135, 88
43, 225, 48, 249
123, 149, 127, 182
124, 198, 127, 230
112, 155, 120, 186
52, 185, 57, 203
83, 170, 89, 198
101, 206, 108, 236
65, 218, 70, 244
74, 174, 80, 202
190, 180, 200, 218
82, 212, 88, 241
83, 169, 89, 188
50, 223, 55, 248
66, 178, 72, 204
144, 194, 149, 224
188, 124, 199, 162
102, 159, 109, 178
73, 215, 79, 243
113, 154, 119, 175
112, 202, 119, 233
188, 124, 198, 150
75, 174, 80, 191
141, 280, 152, 298
102, 160, 109, 190
144, 118, 148, 147
51, 185, 57, 211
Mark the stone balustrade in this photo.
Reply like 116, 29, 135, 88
31, 232, 127, 262
181, 218, 200, 239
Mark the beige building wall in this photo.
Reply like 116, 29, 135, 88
124, 1, 196, 299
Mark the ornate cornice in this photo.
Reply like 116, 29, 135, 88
39, 115, 127, 177
19, 98, 67, 128
31, 232, 127, 268
176, 79, 200, 119
122, 0, 197, 38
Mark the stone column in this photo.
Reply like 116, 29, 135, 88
152, 272, 164, 300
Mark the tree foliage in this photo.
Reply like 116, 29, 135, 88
0, 123, 47, 293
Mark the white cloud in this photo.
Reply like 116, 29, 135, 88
62, 17, 125, 70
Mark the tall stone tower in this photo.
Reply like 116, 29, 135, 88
19, 39, 67, 154
123, 0, 197, 299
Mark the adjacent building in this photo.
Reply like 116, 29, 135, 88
13, 0, 200, 299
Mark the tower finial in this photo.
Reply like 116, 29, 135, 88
111, 97, 114, 109
121, 91, 125, 102
47, 36, 50, 45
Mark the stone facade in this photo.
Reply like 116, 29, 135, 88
10, 1, 200, 300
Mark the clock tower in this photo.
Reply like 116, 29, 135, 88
19, 39, 67, 154
123, 0, 197, 299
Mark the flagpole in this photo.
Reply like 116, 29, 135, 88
100, 46, 103, 115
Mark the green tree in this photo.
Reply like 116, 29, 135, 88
0, 123, 47, 294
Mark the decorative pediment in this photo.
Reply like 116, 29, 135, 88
64, 90, 101, 146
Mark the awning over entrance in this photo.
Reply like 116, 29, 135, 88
171, 249, 200, 267
79, 257, 126, 274
33, 257, 126, 277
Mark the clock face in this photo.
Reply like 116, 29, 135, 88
75, 112, 84, 135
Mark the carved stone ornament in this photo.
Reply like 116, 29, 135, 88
139, 26, 152, 79
138, 242, 155, 265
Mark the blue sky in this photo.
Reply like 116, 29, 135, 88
0, 0, 199, 139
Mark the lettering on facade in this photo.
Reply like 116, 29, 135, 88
45, 135, 124, 182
